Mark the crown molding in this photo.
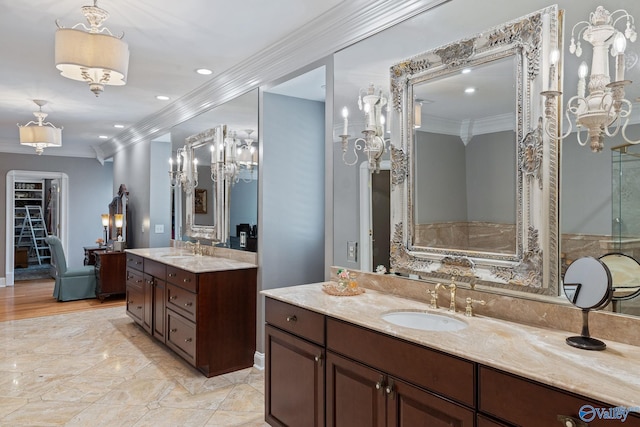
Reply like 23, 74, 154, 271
98, 0, 451, 159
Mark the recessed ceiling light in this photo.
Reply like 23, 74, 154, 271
113, 124, 125, 128
196, 68, 213, 75
98, 135, 109, 139
156, 95, 170, 101
464, 87, 476, 94
462, 68, 472, 74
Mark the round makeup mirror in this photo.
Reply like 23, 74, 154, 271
562, 257, 613, 350
599, 253, 640, 314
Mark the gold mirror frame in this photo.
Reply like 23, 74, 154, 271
183, 125, 228, 243
389, 6, 561, 295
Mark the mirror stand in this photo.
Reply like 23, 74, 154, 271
566, 309, 606, 351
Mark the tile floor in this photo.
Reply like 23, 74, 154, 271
0, 307, 268, 426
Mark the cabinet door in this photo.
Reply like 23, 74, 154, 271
326, 351, 386, 427
152, 279, 166, 342
126, 283, 144, 324
387, 376, 475, 427
266, 325, 324, 427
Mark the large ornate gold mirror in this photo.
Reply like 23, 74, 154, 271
390, 6, 561, 296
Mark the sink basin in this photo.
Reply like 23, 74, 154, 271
381, 311, 467, 332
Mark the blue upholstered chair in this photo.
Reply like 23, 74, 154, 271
45, 236, 96, 301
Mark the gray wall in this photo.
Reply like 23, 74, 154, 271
0, 154, 113, 277
257, 92, 325, 352
112, 139, 171, 248
466, 131, 516, 223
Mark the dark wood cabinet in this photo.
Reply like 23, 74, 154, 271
478, 366, 640, 427
83, 246, 103, 266
265, 296, 637, 427
94, 250, 126, 301
125, 252, 257, 377
265, 324, 325, 427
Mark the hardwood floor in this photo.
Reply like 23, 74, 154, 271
0, 279, 125, 322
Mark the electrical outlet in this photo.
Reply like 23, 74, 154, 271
155, 224, 164, 233
347, 241, 358, 262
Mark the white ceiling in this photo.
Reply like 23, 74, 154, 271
0, 0, 343, 158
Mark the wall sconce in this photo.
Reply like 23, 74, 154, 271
114, 213, 123, 239
339, 83, 390, 173
211, 129, 256, 184
169, 146, 198, 191
101, 213, 109, 243
542, 6, 638, 152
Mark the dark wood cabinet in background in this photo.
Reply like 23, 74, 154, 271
125, 252, 257, 377
94, 250, 126, 301
83, 246, 102, 266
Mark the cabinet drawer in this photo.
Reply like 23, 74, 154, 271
478, 366, 640, 427
145, 259, 166, 279
265, 298, 325, 346
126, 285, 144, 324
167, 283, 197, 322
126, 253, 144, 271
166, 310, 196, 365
166, 266, 197, 292
126, 268, 144, 288
327, 318, 475, 407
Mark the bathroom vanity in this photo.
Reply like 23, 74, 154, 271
125, 247, 257, 377
263, 284, 640, 427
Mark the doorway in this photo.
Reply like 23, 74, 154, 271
359, 161, 391, 272
5, 171, 69, 286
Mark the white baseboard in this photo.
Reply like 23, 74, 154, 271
253, 351, 265, 370
0, 277, 5, 287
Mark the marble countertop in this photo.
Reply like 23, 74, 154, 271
126, 247, 257, 273
262, 283, 640, 408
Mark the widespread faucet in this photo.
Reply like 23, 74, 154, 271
185, 240, 203, 256
448, 277, 457, 312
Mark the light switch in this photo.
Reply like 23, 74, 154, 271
347, 241, 358, 262
154, 224, 164, 233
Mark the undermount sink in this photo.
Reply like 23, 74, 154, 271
381, 311, 468, 332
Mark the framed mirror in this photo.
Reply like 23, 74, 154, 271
181, 125, 227, 242
390, 6, 560, 295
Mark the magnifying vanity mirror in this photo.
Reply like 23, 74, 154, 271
389, 6, 560, 295
563, 256, 613, 350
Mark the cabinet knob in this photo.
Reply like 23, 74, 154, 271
136, 279, 142, 283
170, 328, 177, 333
183, 278, 191, 283
146, 280, 153, 285
185, 338, 193, 343
375, 376, 384, 391
314, 354, 323, 366
385, 379, 396, 399
168, 273, 176, 278
169, 295, 177, 300
136, 305, 142, 310
184, 302, 193, 307
286, 315, 297, 322
127, 300, 133, 304
557, 415, 588, 427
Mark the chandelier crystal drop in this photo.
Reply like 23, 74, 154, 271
55, 0, 130, 97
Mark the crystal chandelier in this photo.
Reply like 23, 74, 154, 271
542, 6, 638, 152
17, 100, 63, 155
55, 0, 130, 97
169, 146, 198, 192
339, 83, 390, 173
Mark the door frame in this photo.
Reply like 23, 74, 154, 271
359, 160, 390, 272
4, 170, 69, 287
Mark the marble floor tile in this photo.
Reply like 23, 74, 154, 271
0, 307, 267, 426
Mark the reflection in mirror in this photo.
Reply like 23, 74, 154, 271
169, 90, 258, 250
390, 6, 560, 295
413, 56, 516, 254
562, 256, 613, 350
599, 253, 640, 315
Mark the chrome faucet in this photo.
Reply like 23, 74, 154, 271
448, 277, 457, 312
